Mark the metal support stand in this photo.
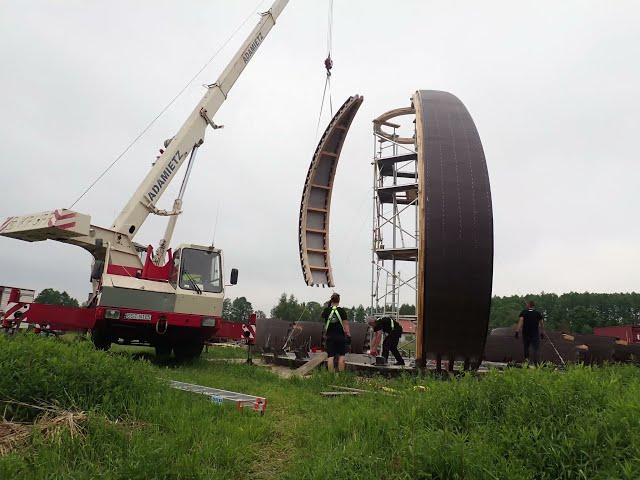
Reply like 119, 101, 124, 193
246, 341, 253, 365
244, 330, 254, 365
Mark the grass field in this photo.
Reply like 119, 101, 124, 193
2, 334, 640, 479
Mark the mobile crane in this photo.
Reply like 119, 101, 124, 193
0, 0, 289, 358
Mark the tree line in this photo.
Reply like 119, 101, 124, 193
32, 288, 640, 333
490, 292, 640, 333
34, 288, 80, 307
270, 293, 369, 323
266, 292, 640, 332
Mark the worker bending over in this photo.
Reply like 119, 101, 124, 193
321, 293, 351, 372
515, 300, 545, 364
368, 316, 405, 366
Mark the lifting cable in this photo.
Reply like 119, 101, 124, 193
315, 0, 334, 139
68, 0, 267, 209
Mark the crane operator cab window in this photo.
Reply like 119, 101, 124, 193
171, 248, 222, 294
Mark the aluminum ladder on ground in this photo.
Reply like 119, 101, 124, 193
168, 380, 267, 414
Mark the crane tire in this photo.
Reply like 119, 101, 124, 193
173, 340, 204, 361
91, 326, 111, 351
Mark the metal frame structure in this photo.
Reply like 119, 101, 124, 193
370, 111, 419, 323
169, 380, 267, 415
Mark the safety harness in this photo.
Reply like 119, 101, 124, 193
325, 306, 343, 332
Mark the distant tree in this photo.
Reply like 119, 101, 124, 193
255, 310, 267, 320
398, 304, 415, 315
222, 298, 232, 320
489, 292, 640, 332
365, 305, 385, 316
355, 305, 366, 323
271, 293, 287, 319
565, 306, 600, 334
301, 301, 323, 322
489, 295, 525, 328
270, 294, 333, 323
34, 288, 79, 307
230, 297, 253, 322
271, 293, 305, 323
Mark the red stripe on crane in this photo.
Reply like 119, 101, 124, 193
55, 222, 77, 230
53, 210, 76, 220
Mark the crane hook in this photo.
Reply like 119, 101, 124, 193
324, 55, 333, 76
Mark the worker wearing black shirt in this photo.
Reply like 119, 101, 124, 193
321, 293, 351, 372
515, 301, 545, 364
368, 316, 405, 366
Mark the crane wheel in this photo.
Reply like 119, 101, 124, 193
173, 341, 204, 361
91, 326, 111, 351
154, 339, 172, 358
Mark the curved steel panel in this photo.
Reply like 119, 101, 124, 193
347, 323, 369, 354
254, 317, 291, 352
414, 90, 494, 367
484, 328, 579, 364
573, 333, 616, 364
282, 321, 369, 354
254, 317, 369, 354
299, 95, 363, 287
613, 343, 640, 364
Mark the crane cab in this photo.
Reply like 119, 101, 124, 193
170, 243, 236, 316
98, 243, 237, 318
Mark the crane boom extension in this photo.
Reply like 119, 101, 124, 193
112, 0, 289, 238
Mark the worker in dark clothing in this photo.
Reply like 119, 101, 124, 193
321, 293, 350, 372
515, 301, 545, 364
368, 316, 405, 366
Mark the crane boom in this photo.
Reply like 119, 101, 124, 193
112, 0, 289, 237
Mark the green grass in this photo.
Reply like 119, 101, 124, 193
2, 334, 640, 479
202, 343, 248, 359
107, 341, 248, 360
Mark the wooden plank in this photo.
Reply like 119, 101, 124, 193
329, 385, 373, 394
307, 207, 328, 213
309, 265, 329, 271
311, 184, 331, 190
306, 228, 327, 234
414, 93, 426, 367
319, 151, 339, 157
307, 248, 328, 253
320, 391, 360, 397
291, 352, 328, 377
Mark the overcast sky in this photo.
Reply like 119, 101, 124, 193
1, 0, 639, 313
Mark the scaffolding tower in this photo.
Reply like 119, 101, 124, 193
370, 115, 418, 322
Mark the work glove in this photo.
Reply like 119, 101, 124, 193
369, 349, 378, 357
514, 331, 519, 339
